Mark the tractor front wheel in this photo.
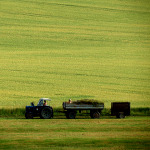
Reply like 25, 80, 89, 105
25, 113, 33, 119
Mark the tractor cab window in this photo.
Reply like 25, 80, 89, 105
37, 99, 43, 106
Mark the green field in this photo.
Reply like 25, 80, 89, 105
0, 0, 150, 109
0, 117, 150, 150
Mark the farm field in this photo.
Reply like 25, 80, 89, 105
0, 0, 150, 109
0, 117, 150, 150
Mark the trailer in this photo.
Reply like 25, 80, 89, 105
111, 102, 130, 118
63, 100, 104, 119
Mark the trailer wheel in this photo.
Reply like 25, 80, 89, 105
40, 107, 53, 119
25, 113, 33, 119
116, 112, 125, 119
90, 111, 100, 119
66, 111, 76, 119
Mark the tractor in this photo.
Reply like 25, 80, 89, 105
25, 98, 53, 119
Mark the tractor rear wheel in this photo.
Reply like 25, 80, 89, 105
40, 107, 53, 119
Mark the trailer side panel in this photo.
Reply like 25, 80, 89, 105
111, 102, 130, 116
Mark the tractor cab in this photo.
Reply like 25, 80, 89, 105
37, 98, 51, 106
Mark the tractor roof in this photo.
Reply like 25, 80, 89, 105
39, 98, 51, 101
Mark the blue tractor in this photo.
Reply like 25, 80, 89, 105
25, 98, 53, 119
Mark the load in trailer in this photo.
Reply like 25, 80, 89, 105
63, 99, 104, 119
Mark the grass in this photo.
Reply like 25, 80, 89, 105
0, 0, 150, 109
0, 117, 150, 149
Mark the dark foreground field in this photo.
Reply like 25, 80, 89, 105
0, 117, 149, 150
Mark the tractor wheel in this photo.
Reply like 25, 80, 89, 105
66, 111, 76, 119
25, 113, 33, 119
40, 107, 53, 119
90, 111, 100, 119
